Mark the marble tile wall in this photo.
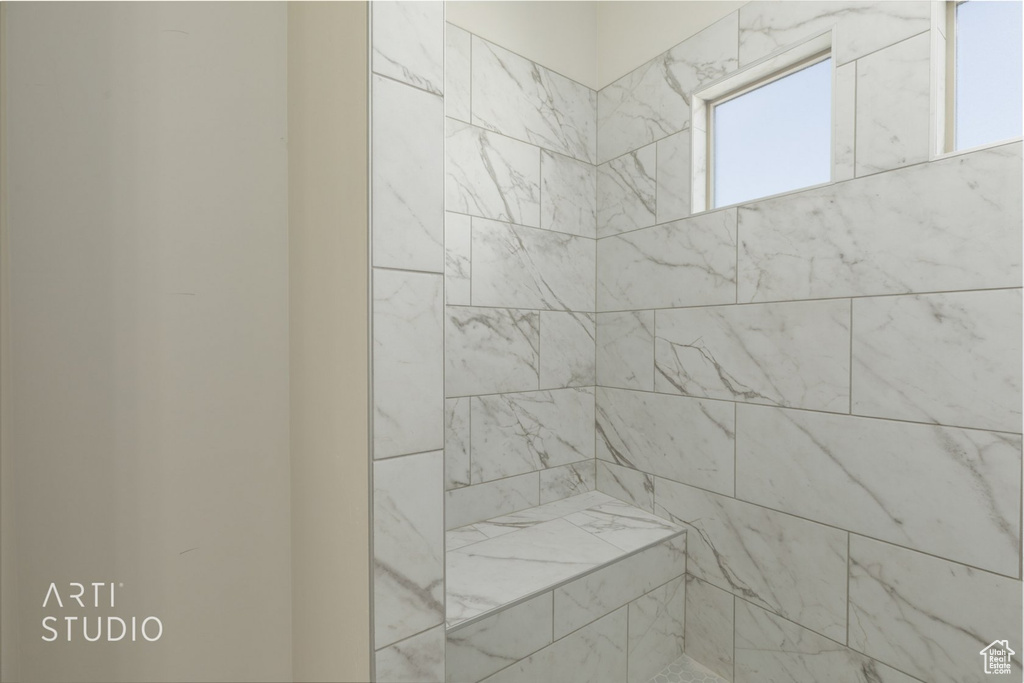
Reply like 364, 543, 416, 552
593, 3, 1023, 681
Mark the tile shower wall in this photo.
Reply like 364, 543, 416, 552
443, 24, 599, 531
594, 4, 1023, 683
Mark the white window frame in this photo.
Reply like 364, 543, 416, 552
691, 30, 834, 213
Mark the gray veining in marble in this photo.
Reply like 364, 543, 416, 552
541, 150, 597, 238
566, 500, 682, 553
657, 130, 692, 224
447, 592, 553, 683
737, 143, 1023, 302
372, 1, 444, 95
446, 307, 540, 397
629, 576, 686, 683
597, 387, 735, 495
833, 62, 856, 182
598, 144, 657, 238
445, 212, 472, 305
373, 269, 444, 459
852, 289, 1023, 433
445, 22, 472, 122
596, 460, 655, 513
445, 471, 539, 530
446, 118, 541, 228
376, 624, 446, 683
471, 491, 618, 540
656, 477, 849, 641
445, 397, 471, 490
684, 575, 734, 681
472, 35, 597, 164
540, 460, 597, 504
598, 210, 736, 311
848, 536, 1023, 683
597, 311, 655, 391
540, 311, 596, 389
655, 299, 851, 412
372, 75, 444, 271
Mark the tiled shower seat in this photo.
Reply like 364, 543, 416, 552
445, 491, 688, 683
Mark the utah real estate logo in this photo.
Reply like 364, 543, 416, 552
980, 640, 1015, 675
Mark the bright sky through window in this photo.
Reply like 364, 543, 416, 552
713, 58, 831, 208
955, 0, 1023, 150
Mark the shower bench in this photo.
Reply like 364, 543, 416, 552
444, 491, 687, 683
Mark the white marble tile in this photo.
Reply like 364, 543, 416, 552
471, 387, 594, 483
372, 1, 444, 95
445, 23, 472, 122
833, 62, 856, 182
597, 387, 734, 495
597, 311, 655, 391
445, 212, 472, 305
446, 471, 540, 530
738, 143, 1023, 302
684, 575, 734, 682
598, 210, 736, 311
737, 405, 1021, 576
483, 608, 628, 683
541, 150, 597, 238
596, 460, 655, 513
852, 289, 1023, 433
373, 269, 444, 459
655, 299, 851, 412
734, 601, 917, 683
738, 1, 931, 66
656, 477, 848, 641
445, 397, 470, 490
447, 592, 553, 683
648, 653, 730, 683
447, 518, 623, 626
372, 76, 444, 271
472, 217, 596, 311
629, 576, 686, 683
540, 460, 596, 505
446, 118, 541, 228
540, 311, 596, 389
566, 500, 683, 553
374, 452, 445, 648
472, 36, 597, 164
855, 33, 930, 176
447, 524, 489, 551
597, 14, 738, 163
376, 625, 446, 683
554, 535, 687, 638
848, 536, 1023, 683
446, 307, 540, 397
657, 130, 691, 224
475, 491, 619, 539
597, 145, 657, 238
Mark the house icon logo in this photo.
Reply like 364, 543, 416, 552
980, 640, 1015, 674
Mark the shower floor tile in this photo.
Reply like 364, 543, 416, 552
646, 654, 730, 683
446, 490, 685, 628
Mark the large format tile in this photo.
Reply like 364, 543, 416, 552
445, 212, 472, 305
597, 145, 656, 237
472, 217, 595, 311
597, 387, 734, 495
540, 460, 596, 504
540, 311, 595, 389
482, 608, 628, 683
656, 130, 691, 224
737, 143, 1023, 302
445, 23, 471, 122
445, 472, 540, 530
447, 592, 554, 683
446, 307, 540, 397
855, 33, 930, 176
734, 601, 917, 683
554, 535, 687, 638
684, 575, 734, 681
596, 311, 655, 391
471, 387, 594, 483
472, 491, 619, 539
374, 452, 445, 648
373, 269, 443, 459
738, 1, 931, 66
598, 210, 736, 311
833, 62, 856, 182
596, 460, 655, 513
540, 150, 597, 238
372, 76, 444, 271
628, 576, 686, 683
848, 536, 1023, 683
447, 518, 623, 626
656, 478, 849, 641
655, 300, 851, 412
472, 36, 596, 164
446, 119, 541, 228
852, 289, 1023, 433
375, 625, 446, 683
566, 500, 682, 553
737, 405, 1021, 576
597, 14, 738, 163
372, 1, 444, 95
445, 397, 470, 490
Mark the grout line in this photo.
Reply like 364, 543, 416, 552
445, 208, 597, 241
845, 533, 851, 645
848, 298, 854, 415
371, 69, 444, 98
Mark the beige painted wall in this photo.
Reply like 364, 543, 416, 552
4, 3, 291, 680
288, 3, 371, 682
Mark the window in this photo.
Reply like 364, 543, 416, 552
711, 57, 832, 208
950, 0, 1023, 151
